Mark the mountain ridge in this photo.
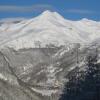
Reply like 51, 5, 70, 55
0, 10, 100, 50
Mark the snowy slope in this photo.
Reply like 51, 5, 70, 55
0, 10, 100, 49
0, 11, 100, 99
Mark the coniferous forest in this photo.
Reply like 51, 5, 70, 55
59, 52, 100, 100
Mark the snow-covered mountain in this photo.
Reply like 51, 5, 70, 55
0, 10, 100, 49
0, 11, 100, 100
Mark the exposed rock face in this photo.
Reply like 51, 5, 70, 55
0, 44, 100, 100
0, 48, 61, 100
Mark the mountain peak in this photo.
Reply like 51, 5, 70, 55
39, 10, 64, 20
42, 10, 53, 15
41, 10, 54, 17
81, 18, 90, 21
1, 10, 100, 50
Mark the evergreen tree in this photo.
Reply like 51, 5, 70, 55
59, 67, 85, 100
81, 53, 100, 100
59, 49, 100, 100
